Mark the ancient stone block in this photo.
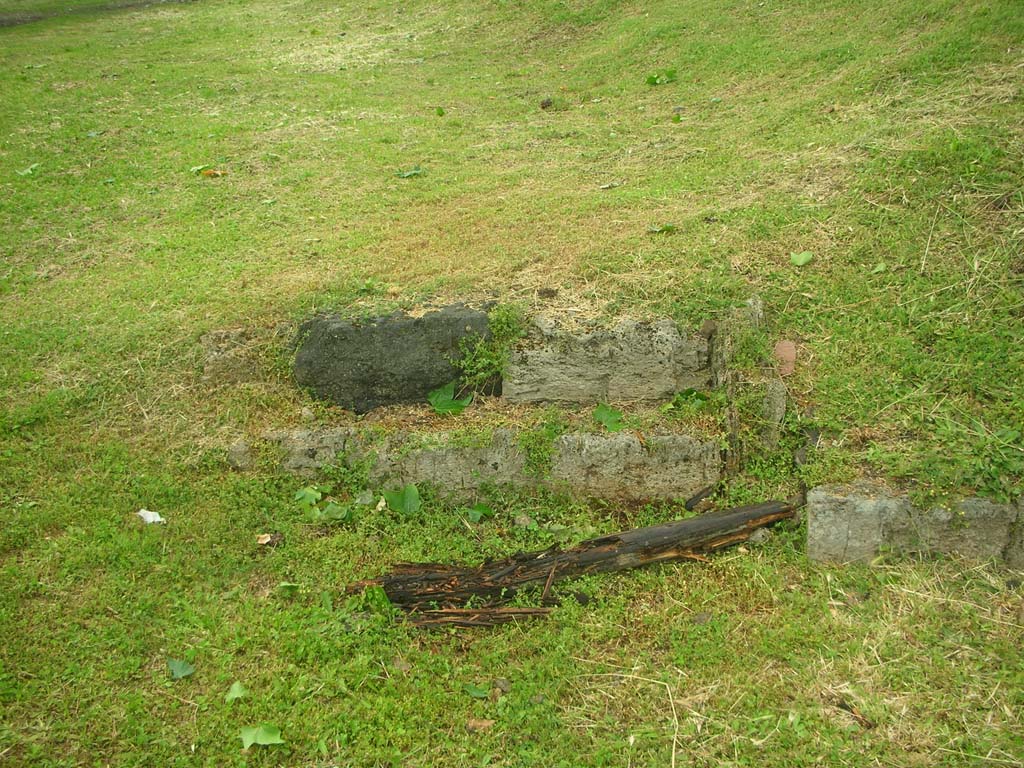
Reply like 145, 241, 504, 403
887, 496, 1017, 562
550, 432, 721, 501
365, 429, 527, 493
264, 428, 353, 474
293, 305, 489, 413
807, 481, 1020, 565
502, 317, 710, 404
259, 427, 722, 502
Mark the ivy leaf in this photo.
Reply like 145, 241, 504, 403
645, 68, 677, 86
225, 681, 248, 703
294, 486, 322, 511
790, 251, 813, 267
593, 403, 624, 432
396, 165, 425, 178
647, 223, 677, 235
167, 658, 195, 680
240, 724, 285, 750
383, 484, 421, 515
428, 381, 473, 415
314, 501, 353, 524
464, 502, 494, 523
463, 683, 489, 699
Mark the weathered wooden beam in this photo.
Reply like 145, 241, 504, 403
349, 501, 794, 620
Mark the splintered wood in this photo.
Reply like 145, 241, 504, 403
348, 501, 794, 627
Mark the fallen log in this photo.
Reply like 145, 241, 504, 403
350, 501, 794, 623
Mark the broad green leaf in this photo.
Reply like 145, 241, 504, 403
645, 69, 677, 86
314, 501, 353, 524
435, 106, 445, 116
240, 724, 285, 749
294, 486, 321, 510
362, 585, 393, 615
168, 658, 195, 680
593, 403, 624, 432
428, 381, 473, 415
871, 261, 887, 274
396, 165, 425, 178
647, 223, 677, 235
464, 502, 494, 523
464, 683, 489, 699
383, 484, 421, 515
225, 681, 248, 703
790, 251, 813, 266
277, 582, 300, 597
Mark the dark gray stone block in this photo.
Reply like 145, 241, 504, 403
293, 306, 489, 413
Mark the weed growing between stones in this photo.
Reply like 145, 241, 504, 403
456, 303, 527, 394
518, 408, 569, 478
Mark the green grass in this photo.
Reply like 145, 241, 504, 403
1, 0, 1023, 764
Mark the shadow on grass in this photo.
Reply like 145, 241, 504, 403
0, 0, 195, 28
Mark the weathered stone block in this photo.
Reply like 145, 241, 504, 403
364, 429, 527, 493
264, 428, 352, 473
806, 482, 908, 563
887, 496, 1017, 562
293, 306, 489, 413
260, 427, 722, 502
502, 317, 710, 404
551, 432, 721, 501
808, 481, 1020, 565
1005, 499, 1024, 569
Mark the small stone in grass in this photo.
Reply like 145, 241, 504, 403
774, 339, 797, 377
466, 718, 495, 733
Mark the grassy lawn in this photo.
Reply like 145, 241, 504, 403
1, 0, 1022, 765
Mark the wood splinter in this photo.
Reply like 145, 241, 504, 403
348, 501, 795, 627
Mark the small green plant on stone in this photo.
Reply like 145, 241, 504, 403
730, 324, 771, 371
661, 388, 727, 420
519, 408, 568, 477
456, 303, 527, 394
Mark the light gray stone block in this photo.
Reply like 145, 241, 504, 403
806, 482, 909, 563
807, 481, 1020, 565
551, 432, 720, 501
503, 317, 710, 404
259, 427, 722, 502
